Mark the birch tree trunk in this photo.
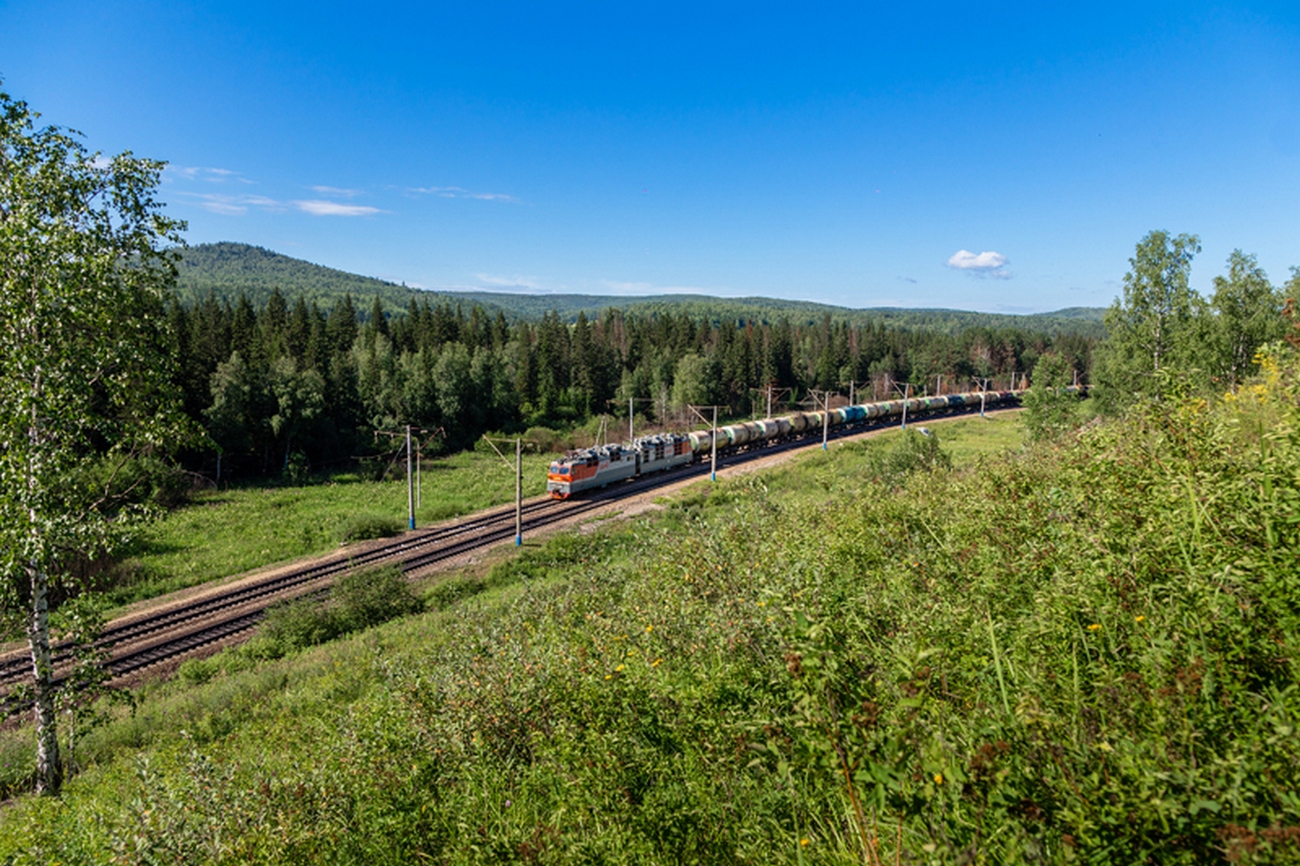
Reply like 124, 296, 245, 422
26, 560, 61, 795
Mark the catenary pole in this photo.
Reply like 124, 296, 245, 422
822, 391, 830, 450
515, 437, 523, 546
406, 425, 414, 530
711, 405, 718, 482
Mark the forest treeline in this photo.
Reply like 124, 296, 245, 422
177, 242, 1108, 336
169, 289, 1090, 480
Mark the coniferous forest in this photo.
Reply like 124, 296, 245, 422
169, 285, 1093, 480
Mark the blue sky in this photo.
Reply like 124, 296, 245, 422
2, 1, 1297, 312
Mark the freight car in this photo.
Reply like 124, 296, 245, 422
545, 388, 1026, 498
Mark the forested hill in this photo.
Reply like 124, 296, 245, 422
444, 292, 1105, 336
177, 243, 1105, 336
175, 242, 510, 318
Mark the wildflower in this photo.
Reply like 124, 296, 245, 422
1087, 623, 1101, 631
646, 625, 653, 633
615, 664, 625, 672
1135, 615, 1145, 623
934, 773, 943, 785
801, 838, 810, 847
651, 658, 662, 667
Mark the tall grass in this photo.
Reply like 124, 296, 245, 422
102, 449, 554, 608
2, 363, 1297, 862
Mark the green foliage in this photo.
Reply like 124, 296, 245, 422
1210, 250, 1287, 389
1094, 234, 1292, 414
331, 566, 424, 631
1095, 230, 1205, 408
168, 241, 1096, 483
261, 566, 422, 653
180, 243, 1107, 336
5, 342, 1298, 861
0, 84, 190, 794
1021, 352, 1082, 441
177, 242, 478, 317
103, 450, 554, 607
338, 513, 402, 543
879, 426, 952, 479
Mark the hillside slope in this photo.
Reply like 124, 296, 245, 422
178, 242, 1106, 335
3, 351, 1297, 862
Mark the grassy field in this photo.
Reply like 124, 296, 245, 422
103, 448, 555, 607
103, 413, 1026, 611
4, 379, 1297, 862
2, 380, 1298, 862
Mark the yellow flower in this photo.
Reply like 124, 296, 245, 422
646, 625, 653, 633
933, 773, 943, 785
615, 664, 625, 672
1135, 615, 1145, 623
1087, 623, 1101, 631
800, 838, 810, 847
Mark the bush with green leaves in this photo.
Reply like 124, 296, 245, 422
261, 566, 422, 654
2, 350, 1298, 863
338, 513, 402, 543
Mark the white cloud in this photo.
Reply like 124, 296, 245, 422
409, 185, 520, 203
946, 249, 1011, 279
165, 165, 249, 183
174, 192, 284, 215
293, 200, 383, 217
476, 273, 547, 291
311, 185, 364, 198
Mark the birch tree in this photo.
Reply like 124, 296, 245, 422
0, 87, 186, 795
1210, 250, 1284, 390
1095, 230, 1203, 408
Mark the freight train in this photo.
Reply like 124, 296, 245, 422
546, 388, 1026, 498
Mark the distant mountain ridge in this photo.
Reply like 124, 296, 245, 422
176, 242, 1107, 336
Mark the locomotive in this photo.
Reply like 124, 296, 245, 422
546, 387, 1025, 499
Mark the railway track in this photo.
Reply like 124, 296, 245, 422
1, 401, 1011, 707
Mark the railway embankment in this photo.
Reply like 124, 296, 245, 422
1, 370, 1297, 862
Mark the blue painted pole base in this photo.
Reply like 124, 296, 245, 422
515, 535, 522, 546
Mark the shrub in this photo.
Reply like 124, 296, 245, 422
331, 567, 423, 631
338, 513, 402, 543
875, 426, 951, 482
260, 595, 342, 652
523, 426, 572, 453
260, 567, 422, 654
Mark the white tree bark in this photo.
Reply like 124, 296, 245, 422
26, 560, 61, 795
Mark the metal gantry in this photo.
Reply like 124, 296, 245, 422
482, 434, 526, 546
